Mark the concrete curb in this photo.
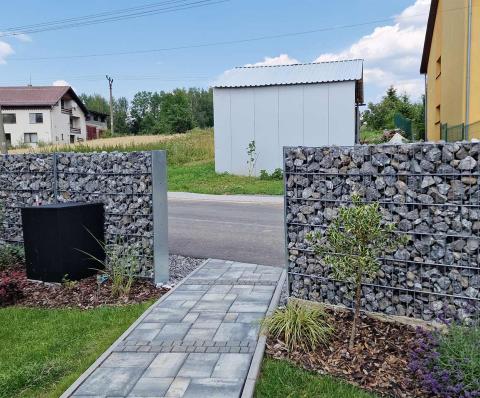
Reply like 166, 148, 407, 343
59, 258, 211, 398
168, 191, 283, 205
241, 269, 287, 398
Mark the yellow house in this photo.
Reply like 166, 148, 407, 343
421, 0, 479, 141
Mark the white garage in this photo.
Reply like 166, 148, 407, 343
212, 59, 364, 176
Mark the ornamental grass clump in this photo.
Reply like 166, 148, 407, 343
261, 300, 334, 352
306, 194, 406, 350
410, 324, 480, 398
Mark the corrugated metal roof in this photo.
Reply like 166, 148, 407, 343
213, 59, 363, 88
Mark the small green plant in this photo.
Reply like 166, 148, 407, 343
259, 168, 283, 181
306, 194, 406, 350
78, 237, 138, 298
61, 274, 78, 289
261, 300, 333, 352
246, 140, 258, 177
0, 244, 25, 270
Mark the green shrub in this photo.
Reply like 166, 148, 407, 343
259, 168, 283, 181
0, 244, 25, 270
261, 300, 333, 352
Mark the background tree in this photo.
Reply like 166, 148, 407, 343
156, 89, 194, 134
362, 86, 425, 139
188, 87, 213, 128
113, 97, 130, 134
306, 194, 406, 350
79, 93, 110, 114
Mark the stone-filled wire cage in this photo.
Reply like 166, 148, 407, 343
284, 142, 480, 323
0, 152, 166, 279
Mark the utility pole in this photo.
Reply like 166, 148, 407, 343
0, 104, 8, 155
106, 75, 114, 135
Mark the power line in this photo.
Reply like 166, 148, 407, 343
0, 0, 194, 32
8, 14, 422, 62
0, 0, 229, 38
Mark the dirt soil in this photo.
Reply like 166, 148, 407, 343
265, 308, 430, 398
1, 266, 167, 309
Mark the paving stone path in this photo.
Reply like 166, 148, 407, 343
63, 259, 285, 398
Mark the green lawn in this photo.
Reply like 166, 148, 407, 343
169, 161, 283, 195
0, 304, 151, 398
255, 358, 377, 398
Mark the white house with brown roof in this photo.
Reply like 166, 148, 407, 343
0, 86, 87, 147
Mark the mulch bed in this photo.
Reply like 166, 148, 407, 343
265, 308, 430, 398
1, 265, 168, 309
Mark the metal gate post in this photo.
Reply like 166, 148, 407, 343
151, 150, 169, 284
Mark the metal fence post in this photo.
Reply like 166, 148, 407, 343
151, 150, 169, 284
52, 152, 58, 203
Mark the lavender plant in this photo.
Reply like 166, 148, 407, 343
409, 324, 480, 398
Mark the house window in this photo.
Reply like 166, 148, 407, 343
435, 105, 441, 124
24, 133, 38, 144
2, 113, 16, 124
70, 135, 75, 144
5, 133, 11, 147
29, 113, 43, 124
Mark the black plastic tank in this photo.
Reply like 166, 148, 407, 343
21, 202, 105, 282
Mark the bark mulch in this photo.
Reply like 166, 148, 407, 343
1, 265, 168, 309
265, 308, 430, 398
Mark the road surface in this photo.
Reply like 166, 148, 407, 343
168, 193, 285, 266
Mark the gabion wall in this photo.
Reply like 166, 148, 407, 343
284, 142, 480, 323
0, 152, 155, 276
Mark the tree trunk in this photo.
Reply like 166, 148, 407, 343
349, 272, 363, 350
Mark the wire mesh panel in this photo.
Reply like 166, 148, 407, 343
0, 151, 161, 277
284, 142, 480, 323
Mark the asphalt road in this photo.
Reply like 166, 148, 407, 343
168, 194, 285, 266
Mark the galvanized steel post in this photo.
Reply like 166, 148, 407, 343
152, 150, 169, 284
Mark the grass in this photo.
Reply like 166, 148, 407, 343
436, 323, 480, 392
169, 161, 283, 195
360, 129, 384, 144
9, 129, 283, 195
0, 303, 151, 398
255, 358, 377, 398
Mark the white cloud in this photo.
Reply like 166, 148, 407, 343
0, 31, 32, 64
314, 0, 430, 100
52, 80, 70, 86
0, 41, 14, 64
245, 54, 299, 67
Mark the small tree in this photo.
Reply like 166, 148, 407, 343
306, 194, 406, 350
246, 140, 258, 177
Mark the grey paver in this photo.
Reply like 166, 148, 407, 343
177, 353, 220, 378
212, 354, 252, 379
102, 352, 156, 368
129, 377, 173, 397
182, 378, 244, 398
153, 323, 191, 342
165, 377, 191, 397
74, 367, 144, 396
125, 329, 161, 342
144, 353, 187, 378
136, 322, 165, 330
184, 328, 217, 341
213, 323, 259, 342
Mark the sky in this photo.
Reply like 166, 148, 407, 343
0, 0, 430, 105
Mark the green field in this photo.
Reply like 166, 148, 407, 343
0, 304, 151, 398
255, 358, 376, 398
